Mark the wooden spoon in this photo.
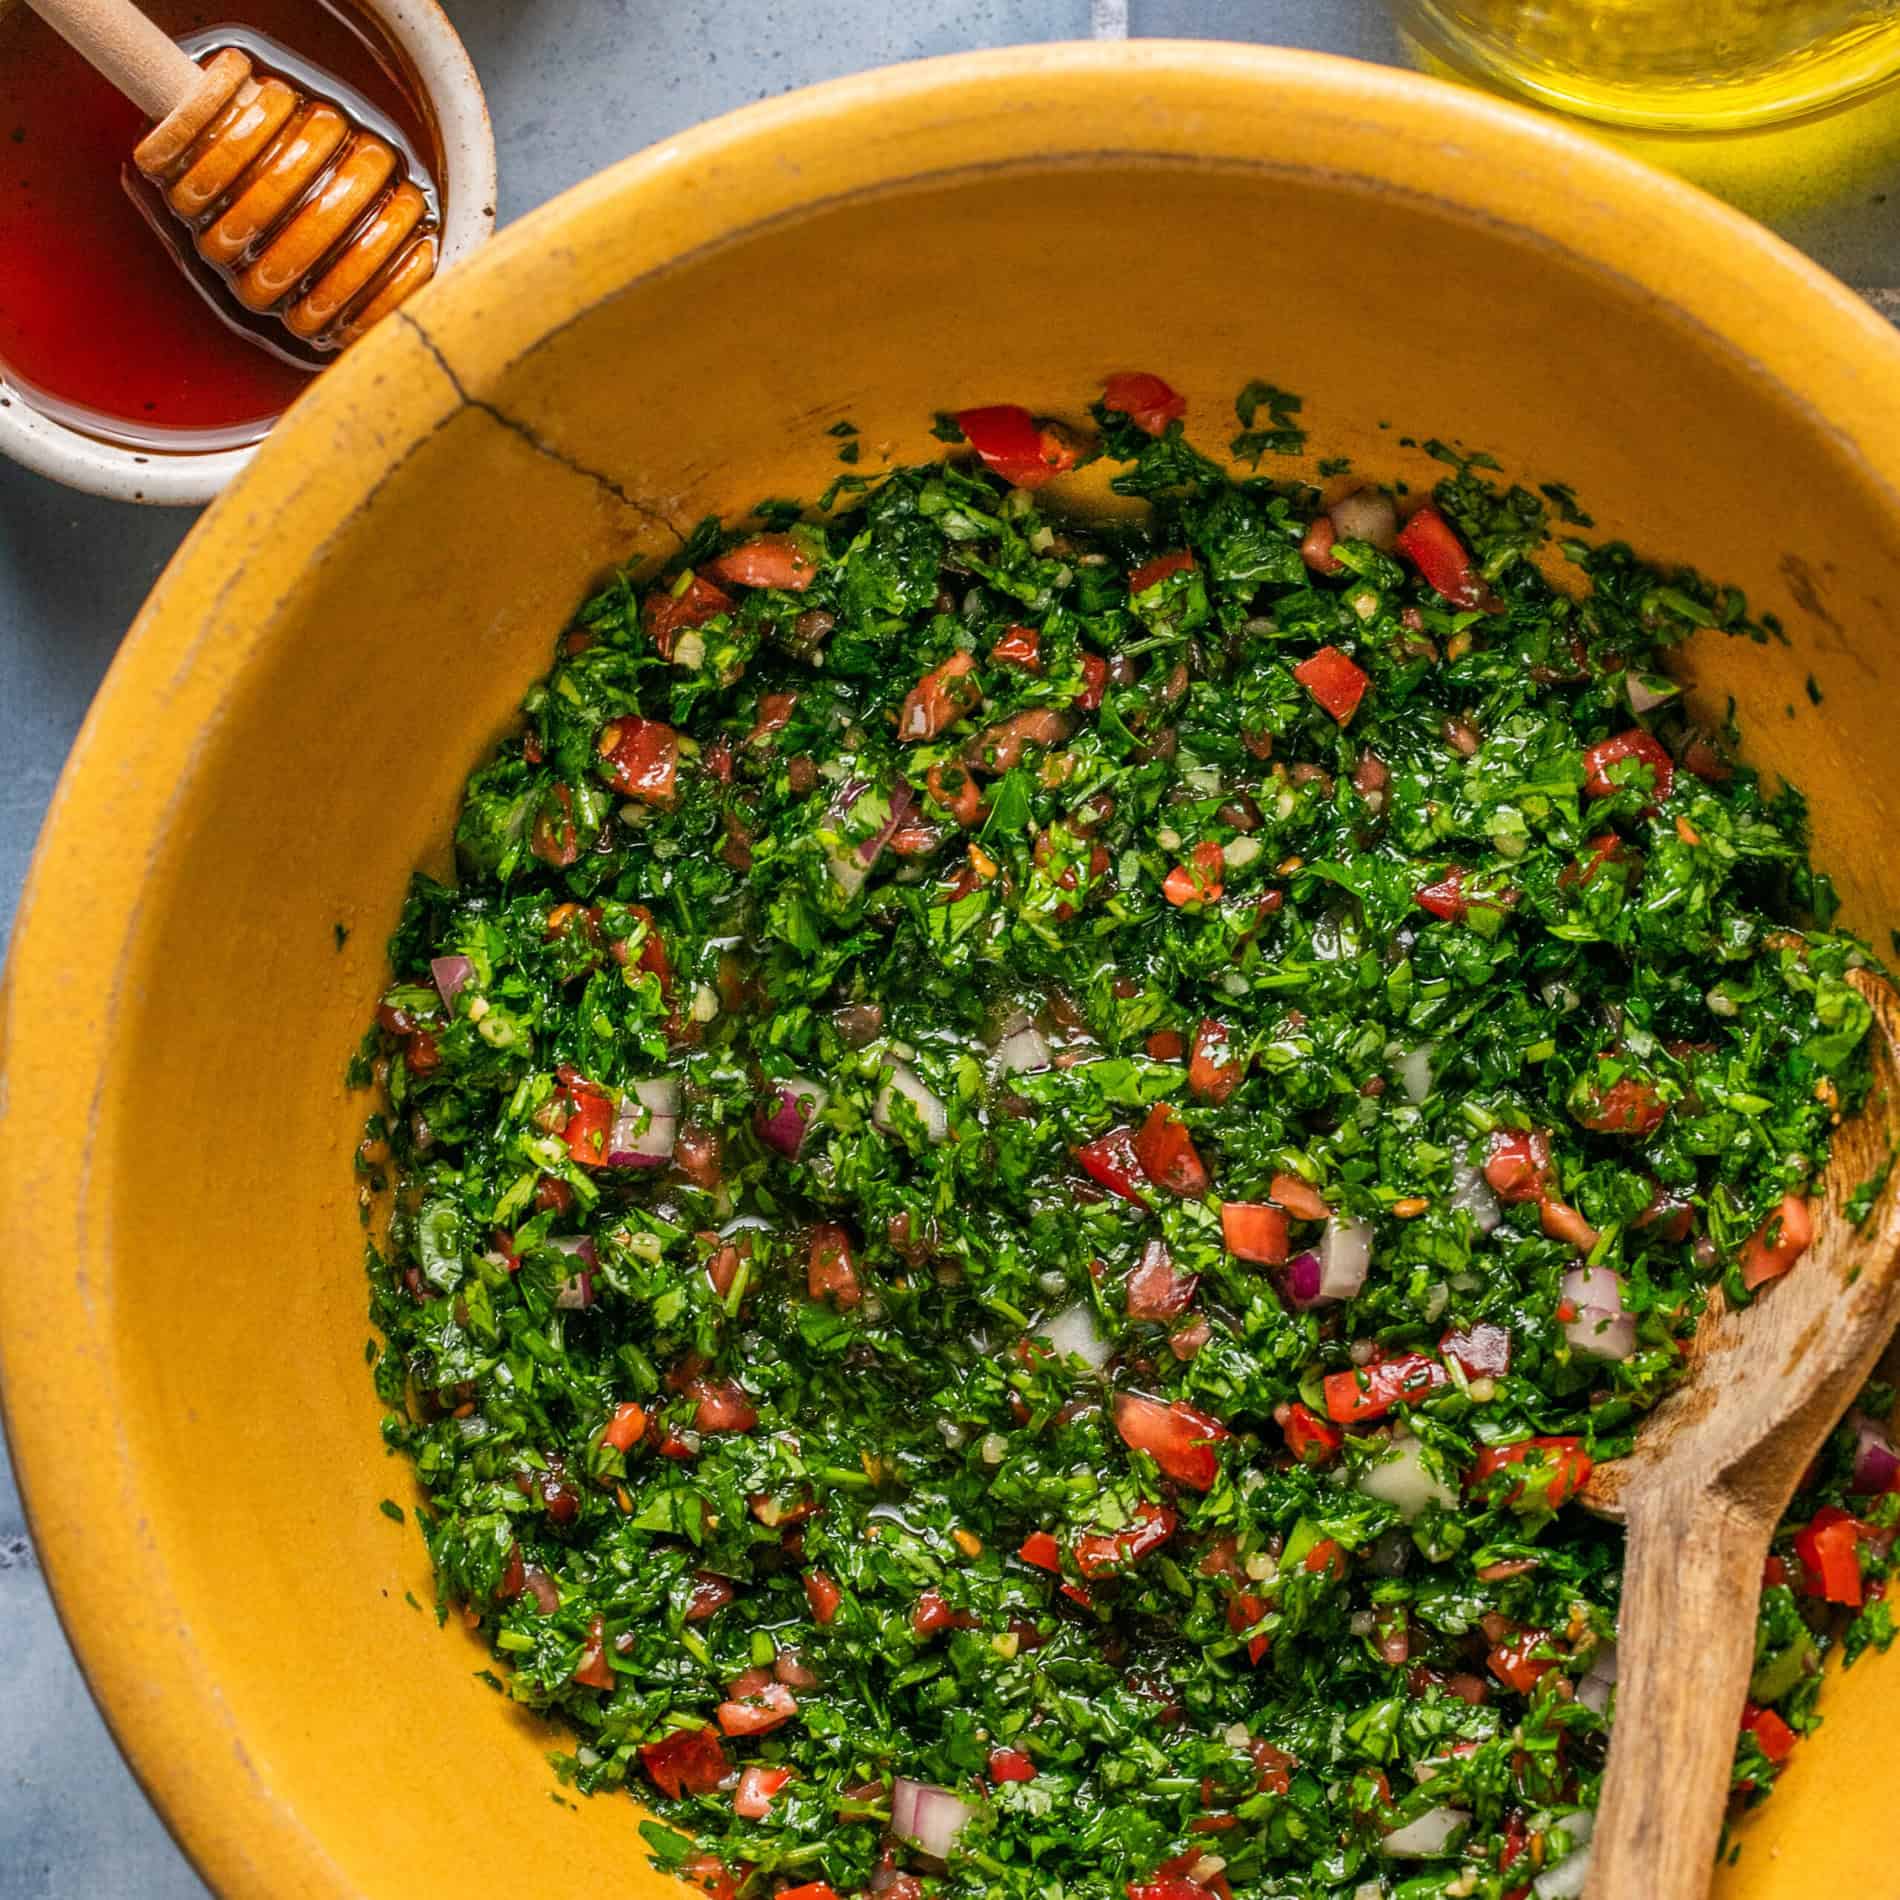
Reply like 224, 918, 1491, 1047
1583, 968, 1900, 1899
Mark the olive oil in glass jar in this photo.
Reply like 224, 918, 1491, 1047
1387, 0, 1900, 128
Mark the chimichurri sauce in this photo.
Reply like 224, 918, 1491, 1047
357, 377, 1900, 1900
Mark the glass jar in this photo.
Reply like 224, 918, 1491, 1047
1386, 0, 1900, 129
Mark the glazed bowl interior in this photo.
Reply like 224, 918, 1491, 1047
5, 42, 1900, 1900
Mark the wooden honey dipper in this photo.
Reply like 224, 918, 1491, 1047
26, 0, 438, 349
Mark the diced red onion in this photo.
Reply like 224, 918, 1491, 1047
997, 1024, 1052, 1076
1380, 1805, 1470, 1859
1329, 488, 1399, 552
1576, 1640, 1617, 1714
524, 1567, 560, 1615
1850, 1413, 1900, 1493
891, 1777, 981, 1861
1358, 1436, 1457, 1522
607, 1081, 678, 1168
875, 1062, 950, 1144
430, 954, 474, 1011
1531, 1811, 1595, 1898
1279, 1250, 1326, 1309
760, 1078, 828, 1157
857, 780, 915, 865
1396, 1044, 1434, 1105
1319, 1216, 1372, 1300
1449, 1163, 1503, 1236
1044, 1302, 1112, 1372
1625, 672, 1676, 714
551, 1236, 597, 1309
825, 842, 869, 899
1561, 1266, 1634, 1362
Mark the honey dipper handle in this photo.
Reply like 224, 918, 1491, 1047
1585, 1485, 1769, 1900
24, 0, 206, 120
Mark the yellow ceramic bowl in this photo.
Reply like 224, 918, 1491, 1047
5, 40, 1900, 1900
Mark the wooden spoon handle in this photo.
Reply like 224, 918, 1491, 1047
1587, 1488, 1768, 1900
24, 0, 203, 120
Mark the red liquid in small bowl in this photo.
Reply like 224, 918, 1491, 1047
0, 0, 437, 450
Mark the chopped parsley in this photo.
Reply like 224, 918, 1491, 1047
359, 383, 1888, 1900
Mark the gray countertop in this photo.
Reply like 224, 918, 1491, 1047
2, 6, 1896, 1894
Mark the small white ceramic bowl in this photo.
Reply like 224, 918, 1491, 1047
0, 0, 496, 506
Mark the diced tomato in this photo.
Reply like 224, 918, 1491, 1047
1541, 1195, 1600, 1254
1146, 1029, 1186, 1062
955, 404, 1077, 488
1189, 1018, 1244, 1104
1440, 1322, 1512, 1380
1395, 503, 1486, 608
1581, 728, 1675, 805
804, 1569, 842, 1625
703, 533, 818, 592
1127, 1238, 1199, 1319
987, 1745, 1037, 1783
1574, 1068, 1669, 1136
1127, 1882, 1213, 1900
1228, 1589, 1270, 1664
1252, 1738, 1297, 1796
1129, 549, 1197, 596
1268, 1172, 1330, 1221
600, 715, 681, 803
602, 1401, 647, 1454
1469, 1436, 1591, 1510
1323, 1352, 1448, 1425
778, 1883, 841, 1900
1483, 1129, 1550, 1204
1113, 1392, 1230, 1491
640, 1723, 730, 1797
1283, 1401, 1342, 1465
685, 1572, 735, 1622
1077, 1124, 1151, 1204
644, 572, 733, 658
1075, 1498, 1179, 1577
898, 651, 982, 741
1740, 1701, 1797, 1765
1302, 1538, 1347, 1580
671, 1123, 723, 1194
1103, 371, 1187, 435
1414, 868, 1468, 923
966, 707, 1075, 772
1561, 832, 1630, 890
530, 782, 579, 867
572, 1613, 616, 1689
562, 1082, 613, 1169
1076, 652, 1109, 711
1221, 1201, 1290, 1266
681, 1859, 738, 1900
717, 1678, 799, 1738
1292, 645, 1371, 725
1763, 1554, 1789, 1589
689, 1378, 759, 1434
992, 624, 1043, 671
1132, 1103, 1210, 1197
618, 901, 674, 993
1019, 1530, 1061, 1571
1487, 1628, 1556, 1696
1795, 1505, 1864, 1605
912, 1589, 978, 1637
807, 1222, 862, 1309
734, 1763, 794, 1818
1740, 1192, 1813, 1291
1163, 839, 1225, 908
925, 761, 987, 827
